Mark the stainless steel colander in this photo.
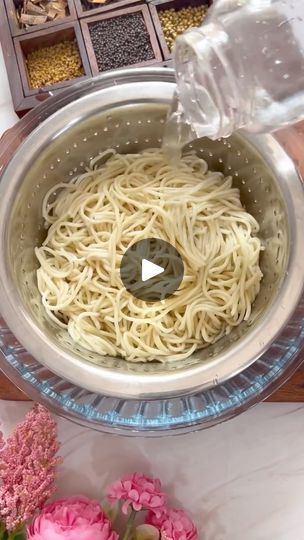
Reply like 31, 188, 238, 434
0, 68, 304, 401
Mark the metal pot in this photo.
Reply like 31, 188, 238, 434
0, 68, 304, 403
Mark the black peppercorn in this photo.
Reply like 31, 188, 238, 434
89, 14, 155, 72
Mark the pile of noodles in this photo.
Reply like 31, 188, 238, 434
35, 149, 263, 362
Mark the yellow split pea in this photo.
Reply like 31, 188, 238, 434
26, 41, 84, 89
159, 5, 208, 51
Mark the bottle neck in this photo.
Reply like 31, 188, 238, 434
174, 22, 252, 140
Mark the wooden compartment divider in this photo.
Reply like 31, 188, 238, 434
80, 4, 162, 75
14, 21, 92, 96
4, 0, 77, 37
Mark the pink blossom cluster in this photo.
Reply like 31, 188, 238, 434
107, 472, 198, 540
0, 404, 61, 531
107, 472, 166, 516
146, 507, 198, 540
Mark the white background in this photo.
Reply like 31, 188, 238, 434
1, 45, 304, 540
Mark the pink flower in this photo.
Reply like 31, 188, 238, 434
107, 473, 166, 516
0, 404, 61, 530
146, 508, 198, 540
27, 496, 118, 540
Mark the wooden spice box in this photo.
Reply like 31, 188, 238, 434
1, 0, 176, 114
4, 0, 77, 37
80, 4, 162, 75
149, 0, 211, 60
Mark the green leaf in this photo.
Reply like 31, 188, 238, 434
134, 525, 160, 540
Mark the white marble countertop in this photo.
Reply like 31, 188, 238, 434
1, 44, 304, 540
1, 401, 304, 540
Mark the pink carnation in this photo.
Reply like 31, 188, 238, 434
146, 508, 198, 540
0, 404, 61, 531
107, 472, 166, 516
27, 496, 118, 540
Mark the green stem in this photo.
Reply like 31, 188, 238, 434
7, 525, 26, 540
8, 535, 23, 540
122, 509, 137, 540
0, 523, 6, 540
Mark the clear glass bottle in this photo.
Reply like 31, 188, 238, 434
173, 0, 304, 140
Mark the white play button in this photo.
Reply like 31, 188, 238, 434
121, 238, 184, 301
142, 259, 164, 282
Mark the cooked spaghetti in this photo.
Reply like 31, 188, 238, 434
35, 149, 263, 362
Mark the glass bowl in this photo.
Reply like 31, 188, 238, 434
1, 294, 304, 435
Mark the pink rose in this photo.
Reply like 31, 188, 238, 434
146, 508, 198, 540
107, 472, 166, 516
27, 496, 118, 540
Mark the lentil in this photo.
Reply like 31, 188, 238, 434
26, 41, 84, 89
89, 14, 155, 72
159, 5, 208, 51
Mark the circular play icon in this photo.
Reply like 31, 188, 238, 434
120, 238, 184, 302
